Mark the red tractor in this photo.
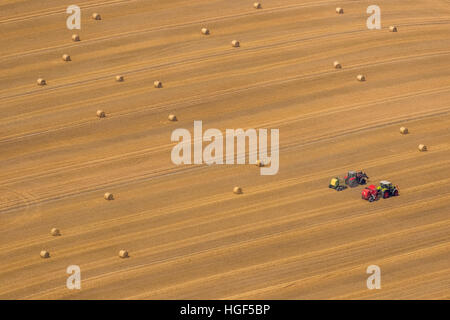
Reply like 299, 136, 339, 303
344, 170, 369, 188
361, 184, 379, 202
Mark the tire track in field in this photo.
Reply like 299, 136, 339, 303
1, 75, 449, 187
13, 208, 450, 299
3, 176, 449, 288
0, 104, 449, 215
2, 16, 449, 100
1, 93, 449, 207
1, 106, 449, 214
3, 156, 446, 257
143, 242, 450, 300
2, 151, 449, 264
1, 48, 449, 147
223, 245, 450, 300
0, 0, 360, 60
0, 0, 141, 24
1, 24, 446, 125
334, 268, 450, 299
0, 26, 427, 120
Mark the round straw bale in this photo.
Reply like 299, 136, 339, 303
116, 75, 124, 82
40, 250, 50, 258
154, 80, 162, 88
389, 26, 398, 32
104, 192, 113, 200
37, 78, 46, 86
418, 144, 427, 152
201, 28, 210, 35
255, 160, 264, 167
400, 127, 408, 134
51, 228, 61, 236
62, 54, 71, 62
254, 2, 262, 9
92, 13, 101, 20
168, 114, 177, 121
72, 34, 80, 42
97, 110, 106, 118
233, 186, 243, 194
119, 250, 129, 258
336, 7, 344, 14
334, 61, 342, 69
231, 40, 240, 47
357, 74, 366, 81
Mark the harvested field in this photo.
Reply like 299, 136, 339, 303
0, 0, 449, 300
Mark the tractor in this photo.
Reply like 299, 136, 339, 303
344, 170, 369, 188
377, 181, 399, 199
361, 184, 379, 202
329, 177, 347, 191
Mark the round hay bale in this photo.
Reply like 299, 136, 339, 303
104, 192, 114, 200
72, 34, 80, 42
255, 160, 264, 167
168, 114, 177, 121
92, 13, 101, 20
50, 228, 60, 236
201, 28, 210, 35
400, 127, 408, 134
119, 250, 129, 258
231, 40, 240, 47
357, 74, 366, 82
116, 75, 124, 82
233, 186, 243, 194
334, 61, 342, 69
389, 26, 398, 32
62, 54, 71, 62
418, 144, 427, 152
37, 78, 46, 86
154, 80, 162, 88
336, 7, 344, 14
40, 250, 50, 259
254, 2, 262, 9
97, 110, 106, 118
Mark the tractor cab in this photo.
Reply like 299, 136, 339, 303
379, 180, 392, 190
346, 171, 357, 178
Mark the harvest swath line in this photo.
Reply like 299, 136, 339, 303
1, 106, 449, 215
1, 48, 449, 146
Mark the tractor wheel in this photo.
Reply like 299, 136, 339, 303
360, 178, 367, 185
383, 191, 390, 199
349, 178, 358, 188
394, 190, 399, 196
369, 195, 375, 202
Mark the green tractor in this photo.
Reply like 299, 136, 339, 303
329, 177, 347, 191
377, 180, 399, 199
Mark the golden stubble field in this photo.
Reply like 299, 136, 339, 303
0, 0, 449, 299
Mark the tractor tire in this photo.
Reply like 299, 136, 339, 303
360, 179, 367, 185
349, 178, 358, 188
394, 190, 399, 196
383, 191, 390, 199
369, 195, 375, 202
